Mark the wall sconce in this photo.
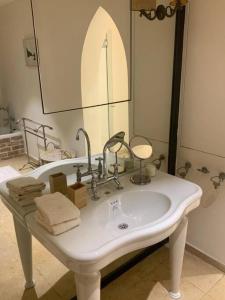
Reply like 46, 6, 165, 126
132, 0, 188, 21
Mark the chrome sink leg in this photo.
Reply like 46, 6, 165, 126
169, 217, 188, 299
75, 271, 101, 300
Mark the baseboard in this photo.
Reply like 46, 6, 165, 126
186, 243, 225, 273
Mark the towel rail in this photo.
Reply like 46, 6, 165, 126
17, 118, 53, 171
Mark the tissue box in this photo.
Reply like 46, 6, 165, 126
49, 173, 67, 195
67, 183, 88, 209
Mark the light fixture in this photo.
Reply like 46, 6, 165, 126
134, 0, 188, 21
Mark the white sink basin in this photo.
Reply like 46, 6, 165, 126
96, 191, 171, 233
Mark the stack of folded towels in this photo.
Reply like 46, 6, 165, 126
34, 192, 80, 235
7, 177, 46, 207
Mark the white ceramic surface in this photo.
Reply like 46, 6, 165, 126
0, 130, 21, 139
23, 159, 202, 265
0, 156, 202, 300
96, 191, 171, 233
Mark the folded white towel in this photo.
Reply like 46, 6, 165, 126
36, 211, 80, 235
7, 177, 46, 194
34, 192, 80, 226
18, 198, 36, 207
9, 190, 42, 202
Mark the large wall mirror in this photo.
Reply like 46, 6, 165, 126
0, 0, 185, 173
31, 0, 131, 114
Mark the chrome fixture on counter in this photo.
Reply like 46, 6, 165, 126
138, 0, 188, 21
129, 135, 153, 185
177, 161, 192, 178
100, 132, 133, 190
197, 166, 210, 174
0, 106, 15, 132
152, 154, 166, 170
76, 128, 92, 175
17, 118, 53, 171
210, 172, 225, 189
75, 130, 133, 200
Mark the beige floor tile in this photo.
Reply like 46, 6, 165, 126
0, 155, 29, 173
182, 251, 223, 293
163, 281, 204, 300
199, 294, 215, 300
147, 260, 205, 300
0, 268, 55, 300
207, 276, 225, 300
39, 289, 63, 300
53, 271, 76, 299
32, 238, 68, 286
101, 250, 170, 300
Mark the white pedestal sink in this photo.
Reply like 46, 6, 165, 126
0, 157, 202, 300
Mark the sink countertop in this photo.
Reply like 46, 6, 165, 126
26, 171, 202, 264
0, 156, 202, 268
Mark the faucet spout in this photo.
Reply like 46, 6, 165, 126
76, 128, 92, 173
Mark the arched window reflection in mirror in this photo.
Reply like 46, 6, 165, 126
81, 7, 129, 155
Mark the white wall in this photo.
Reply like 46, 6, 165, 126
31, 0, 130, 113
132, 11, 175, 168
0, 0, 132, 159
178, 0, 225, 265
0, 37, 3, 106
0, 0, 175, 170
0, 0, 87, 159
82, 6, 129, 154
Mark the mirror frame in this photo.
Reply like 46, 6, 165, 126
168, 7, 186, 175
30, 0, 132, 114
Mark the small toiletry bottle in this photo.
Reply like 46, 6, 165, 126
146, 163, 157, 177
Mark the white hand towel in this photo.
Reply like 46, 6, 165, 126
36, 211, 80, 235
9, 190, 42, 201
34, 192, 80, 226
19, 198, 36, 207
7, 177, 46, 194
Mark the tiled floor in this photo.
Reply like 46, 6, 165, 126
0, 156, 224, 300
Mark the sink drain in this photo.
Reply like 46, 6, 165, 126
118, 223, 129, 230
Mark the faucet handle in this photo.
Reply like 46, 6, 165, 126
91, 172, 100, 200
111, 163, 120, 167
73, 163, 84, 168
73, 164, 83, 183
110, 163, 121, 176
95, 157, 104, 178
95, 157, 104, 162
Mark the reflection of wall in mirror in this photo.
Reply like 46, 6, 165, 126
132, 11, 176, 170
0, 0, 129, 159
82, 6, 129, 155
31, 0, 130, 113
81, 6, 128, 106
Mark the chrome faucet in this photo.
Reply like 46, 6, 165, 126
75, 128, 93, 180
100, 132, 133, 189
102, 132, 126, 178
75, 129, 133, 200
